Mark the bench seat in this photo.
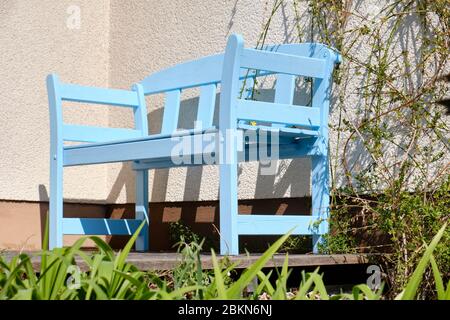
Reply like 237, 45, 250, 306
64, 124, 318, 151
63, 125, 320, 167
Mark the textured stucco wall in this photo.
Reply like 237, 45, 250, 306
107, 0, 449, 203
0, 1, 110, 202
2, 0, 444, 205
107, 0, 313, 203
0, 0, 311, 204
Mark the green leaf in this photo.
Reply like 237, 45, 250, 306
0, 255, 35, 299
295, 269, 320, 300
226, 230, 292, 299
87, 236, 115, 261
401, 223, 447, 300
211, 250, 227, 299
116, 221, 145, 270
444, 281, 450, 300
256, 270, 275, 296
272, 254, 290, 300
154, 285, 202, 300
11, 289, 33, 300
430, 255, 445, 300
352, 284, 378, 300
109, 221, 145, 295
304, 272, 328, 300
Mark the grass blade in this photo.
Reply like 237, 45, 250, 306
400, 223, 447, 300
430, 255, 445, 300
227, 230, 292, 299
211, 250, 227, 299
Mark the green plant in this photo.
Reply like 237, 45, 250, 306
0, 219, 448, 300
396, 223, 449, 300
171, 238, 213, 299
168, 221, 217, 251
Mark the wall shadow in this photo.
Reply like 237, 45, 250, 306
102, 76, 316, 251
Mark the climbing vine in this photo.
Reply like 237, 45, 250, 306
254, 0, 450, 298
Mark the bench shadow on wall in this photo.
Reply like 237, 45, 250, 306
101, 82, 317, 251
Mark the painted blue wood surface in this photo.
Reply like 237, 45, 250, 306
240, 48, 326, 78
196, 84, 216, 130
236, 215, 323, 235
310, 47, 334, 253
161, 89, 181, 134
237, 100, 320, 128
47, 74, 64, 249
218, 34, 243, 255
132, 83, 150, 251
60, 83, 140, 107
46, 74, 149, 250
63, 218, 142, 235
63, 125, 142, 143
272, 73, 296, 129
47, 34, 340, 255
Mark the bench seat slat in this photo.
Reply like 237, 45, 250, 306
63, 131, 219, 166
63, 127, 216, 150
133, 138, 323, 170
63, 127, 322, 167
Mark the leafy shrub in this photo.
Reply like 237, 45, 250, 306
249, 0, 450, 298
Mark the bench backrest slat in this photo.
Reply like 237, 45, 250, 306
272, 74, 296, 129
240, 48, 326, 79
196, 84, 217, 130
161, 89, 181, 134
274, 74, 296, 105
234, 39, 339, 130
141, 54, 224, 95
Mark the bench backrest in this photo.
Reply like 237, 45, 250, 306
47, 74, 148, 146
140, 34, 341, 134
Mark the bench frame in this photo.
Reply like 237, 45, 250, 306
47, 34, 341, 255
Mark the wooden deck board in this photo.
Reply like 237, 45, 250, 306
1, 251, 373, 272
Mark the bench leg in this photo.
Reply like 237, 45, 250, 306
219, 161, 239, 256
135, 169, 149, 251
311, 155, 330, 253
49, 155, 63, 249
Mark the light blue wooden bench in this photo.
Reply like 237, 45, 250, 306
47, 34, 341, 255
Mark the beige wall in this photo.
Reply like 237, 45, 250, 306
107, 0, 312, 203
0, 1, 111, 203
1, 0, 446, 206
0, 0, 311, 205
